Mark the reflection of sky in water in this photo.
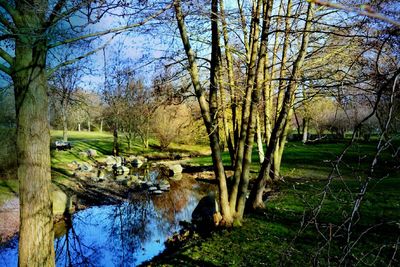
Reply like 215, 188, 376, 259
0, 177, 211, 267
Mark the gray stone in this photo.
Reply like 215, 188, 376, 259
159, 185, 170, 191
170, 173, 182, 181
79, 162, 93, 172
131, 158, 143, 168
148, 186, 158, 191
87, 149, 97, 157
152, 190, 163, 195
169, 164, 183, 175
52, 186, 73, 215
105, 156, 117, 166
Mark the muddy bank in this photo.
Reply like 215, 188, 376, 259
0, 198, 19, 243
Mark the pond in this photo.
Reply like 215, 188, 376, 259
0, 171, 213, 266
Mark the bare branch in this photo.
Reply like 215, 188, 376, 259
0, 62, 10, 75
0, 0, 18, 22
0, 12, 15, 32
309, 0, 400, 27
0, 47, 13, 65
48, 3, 172, 49
48, 34, 118, 76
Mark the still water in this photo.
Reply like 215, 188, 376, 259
0, 175, 212, 266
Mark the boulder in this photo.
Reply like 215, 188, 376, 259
152, 190, 163, 195
148, 186, 158, 192
87, 149, 97, 157
114, 165, 129, 175
115, 157, 123, 167
79, 162, 93, 172
170, 173, 183, 181
159, 180, 170, 191
105, 156, 117, 166
192, 193, 220, 228
169, 164, 183, 176
52, 186, 74, 215
131, 158, 143, 168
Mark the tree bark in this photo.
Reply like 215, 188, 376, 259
249, 1, 314, 209
61, 103, 68, 142
113, 122, 119, 156
12, 3, 55, 264
174, 0, 233, 225
229, 0, 263, 214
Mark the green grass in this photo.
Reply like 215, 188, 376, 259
152, 176, 400, 266
153, 139, 400, 266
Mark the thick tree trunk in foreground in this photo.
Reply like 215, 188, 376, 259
13, 27, 55, 267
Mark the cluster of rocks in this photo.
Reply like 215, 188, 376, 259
70, 151, 184, 195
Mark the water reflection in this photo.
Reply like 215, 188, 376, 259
0, 175, 213, 267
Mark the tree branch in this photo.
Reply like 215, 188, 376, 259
0, 13, 15, 32
309, 0, 400, 28
46, 0, 68, 26
0, 62, 10, 75
47, 34, 117, 76
0, 47, 13, 65
0, 0, 18, 23
48, 3, 172, 49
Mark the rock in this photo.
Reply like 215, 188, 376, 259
105, 156, 117, 166
192, 193, 220, 228
159, 180, 170, 191
169, 164, 183, 176
170, 173, 182, 181
115, 175, 127, 182
79, 151, 88, 158
146, 181, 154, 187
131, 158, 143, 168
98, 169, 105, 179
152, 190, 163, 195
52, 185, 74, 215
87, 149, 97, 157
114, 165, 129, 175
159, 185, 170, 191
115, 157, 123, 167
79, 162, 93, 172
148, 186, 158, 191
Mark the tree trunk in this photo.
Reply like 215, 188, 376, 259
61, 103, 68, 142
249, 1, 315, 209
100, 119, 103, 132
87, 119, 91, 132
256, 111, 265, 163
230, 0, 263, 214
174, 0, 233, 225
236, 0, 273, 218
302, 118, 309, 143
12, 21, 55, 266
113, 122, 119, 156
78, 123, 81, 132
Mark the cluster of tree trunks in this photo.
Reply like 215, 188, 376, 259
174, 0, 315, 224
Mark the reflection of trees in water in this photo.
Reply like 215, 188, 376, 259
106, 195, 153, 265
55, 213, 101, 267
52, 175, 216, 266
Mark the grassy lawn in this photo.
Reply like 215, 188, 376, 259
153, 139, 400, 266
